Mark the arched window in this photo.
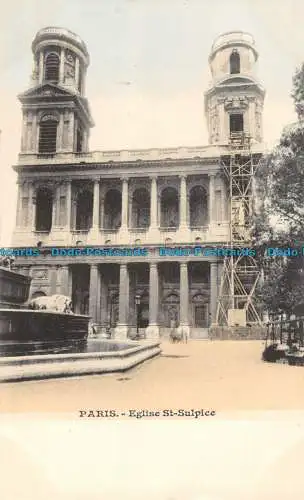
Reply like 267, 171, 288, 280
38, 115, 58, 154
131, 188, 150, 228
160, 187, 179, 228
35, 187, 53, 232
75, 190, 93, 230
230, 51, 240, 74
45, 52, 60, 82
189, 186, 208, 227
104, 189, 122, 230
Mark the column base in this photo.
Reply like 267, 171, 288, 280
113, 324, 129, 340
145, 324, 160, 339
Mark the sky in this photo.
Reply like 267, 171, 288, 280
0, 416, 304, 499
0, 0, 303, 243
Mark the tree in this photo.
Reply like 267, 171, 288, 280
255, 63, 304, 315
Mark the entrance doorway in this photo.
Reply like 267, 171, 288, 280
194, 305, 208, 327
163, 293, 180, 327
192, 294, 209, 327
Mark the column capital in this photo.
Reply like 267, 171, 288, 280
180, 262, 188, 269
150, 262, 158, 269
149, 175, 158, 181
90, 263, 99, 270
179, 174, 187, 180
120, 176, 129, 183
92, 177, 101, 184
208, 173, 215, 178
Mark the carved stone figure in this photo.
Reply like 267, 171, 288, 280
28, 294, 73, 313
0, 255, 15, 269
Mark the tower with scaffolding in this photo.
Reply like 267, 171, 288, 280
204, 31, 266, 328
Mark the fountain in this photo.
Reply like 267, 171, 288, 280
0, 257, 161, 382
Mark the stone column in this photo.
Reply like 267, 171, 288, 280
68, 112, 75, 152
15, 182, 22, 227
150, 176, 158, 229
210, 261, 218, 325
209, 174, 215, 224
99, 270, 108, 330
121, 177, 129, 230
39, 51, 44, 84
89, 264, 100, 323
65, 181, 72, 230
50, 266, 57, 295
60, 265, 70, 296
31, 183, 37, 231
179, 175, 188, 229
221, 182, 226, 222
146, 263, 160, 338
99, 194, 105, 229
75, 57, 80, 90
179, 263, 190, 337
57, 114, 64, 152
52, 183, 58, 228
92, 179, 100, 230
114, 264, 129, 339
218, 100, 226, 143
59, 47, 65, 83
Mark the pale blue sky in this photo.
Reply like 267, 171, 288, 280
0, 0, 303, 242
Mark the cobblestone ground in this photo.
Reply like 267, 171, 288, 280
1, 340, 304, 413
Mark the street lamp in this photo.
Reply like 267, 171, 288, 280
135, 294, 141, 338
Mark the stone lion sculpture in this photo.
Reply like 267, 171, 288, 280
28, 294, 73, 314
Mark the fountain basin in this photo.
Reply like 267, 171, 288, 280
0, 339, 161, 382
0, 309, 90, 342
0, 267, 31, 308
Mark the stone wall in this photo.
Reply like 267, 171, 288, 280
210, 325, 266, 340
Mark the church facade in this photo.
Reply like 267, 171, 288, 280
11, 28, 265, 339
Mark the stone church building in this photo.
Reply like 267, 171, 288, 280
11, 28, 265, 339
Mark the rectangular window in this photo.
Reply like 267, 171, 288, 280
230, 114, 244, 134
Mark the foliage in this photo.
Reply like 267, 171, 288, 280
254, 63, 304, 314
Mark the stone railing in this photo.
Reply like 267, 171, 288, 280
17, 142, 266, 166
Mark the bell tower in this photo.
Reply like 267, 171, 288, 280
19, 27, 94, 157
204, 31, 265, 145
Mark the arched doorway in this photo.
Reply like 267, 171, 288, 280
162, 292, 180, 327
192, 293, 208, 327
109, 293, 119, 328
137, 291, 149, 328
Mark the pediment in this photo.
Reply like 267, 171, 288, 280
19, 83, 75, 100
